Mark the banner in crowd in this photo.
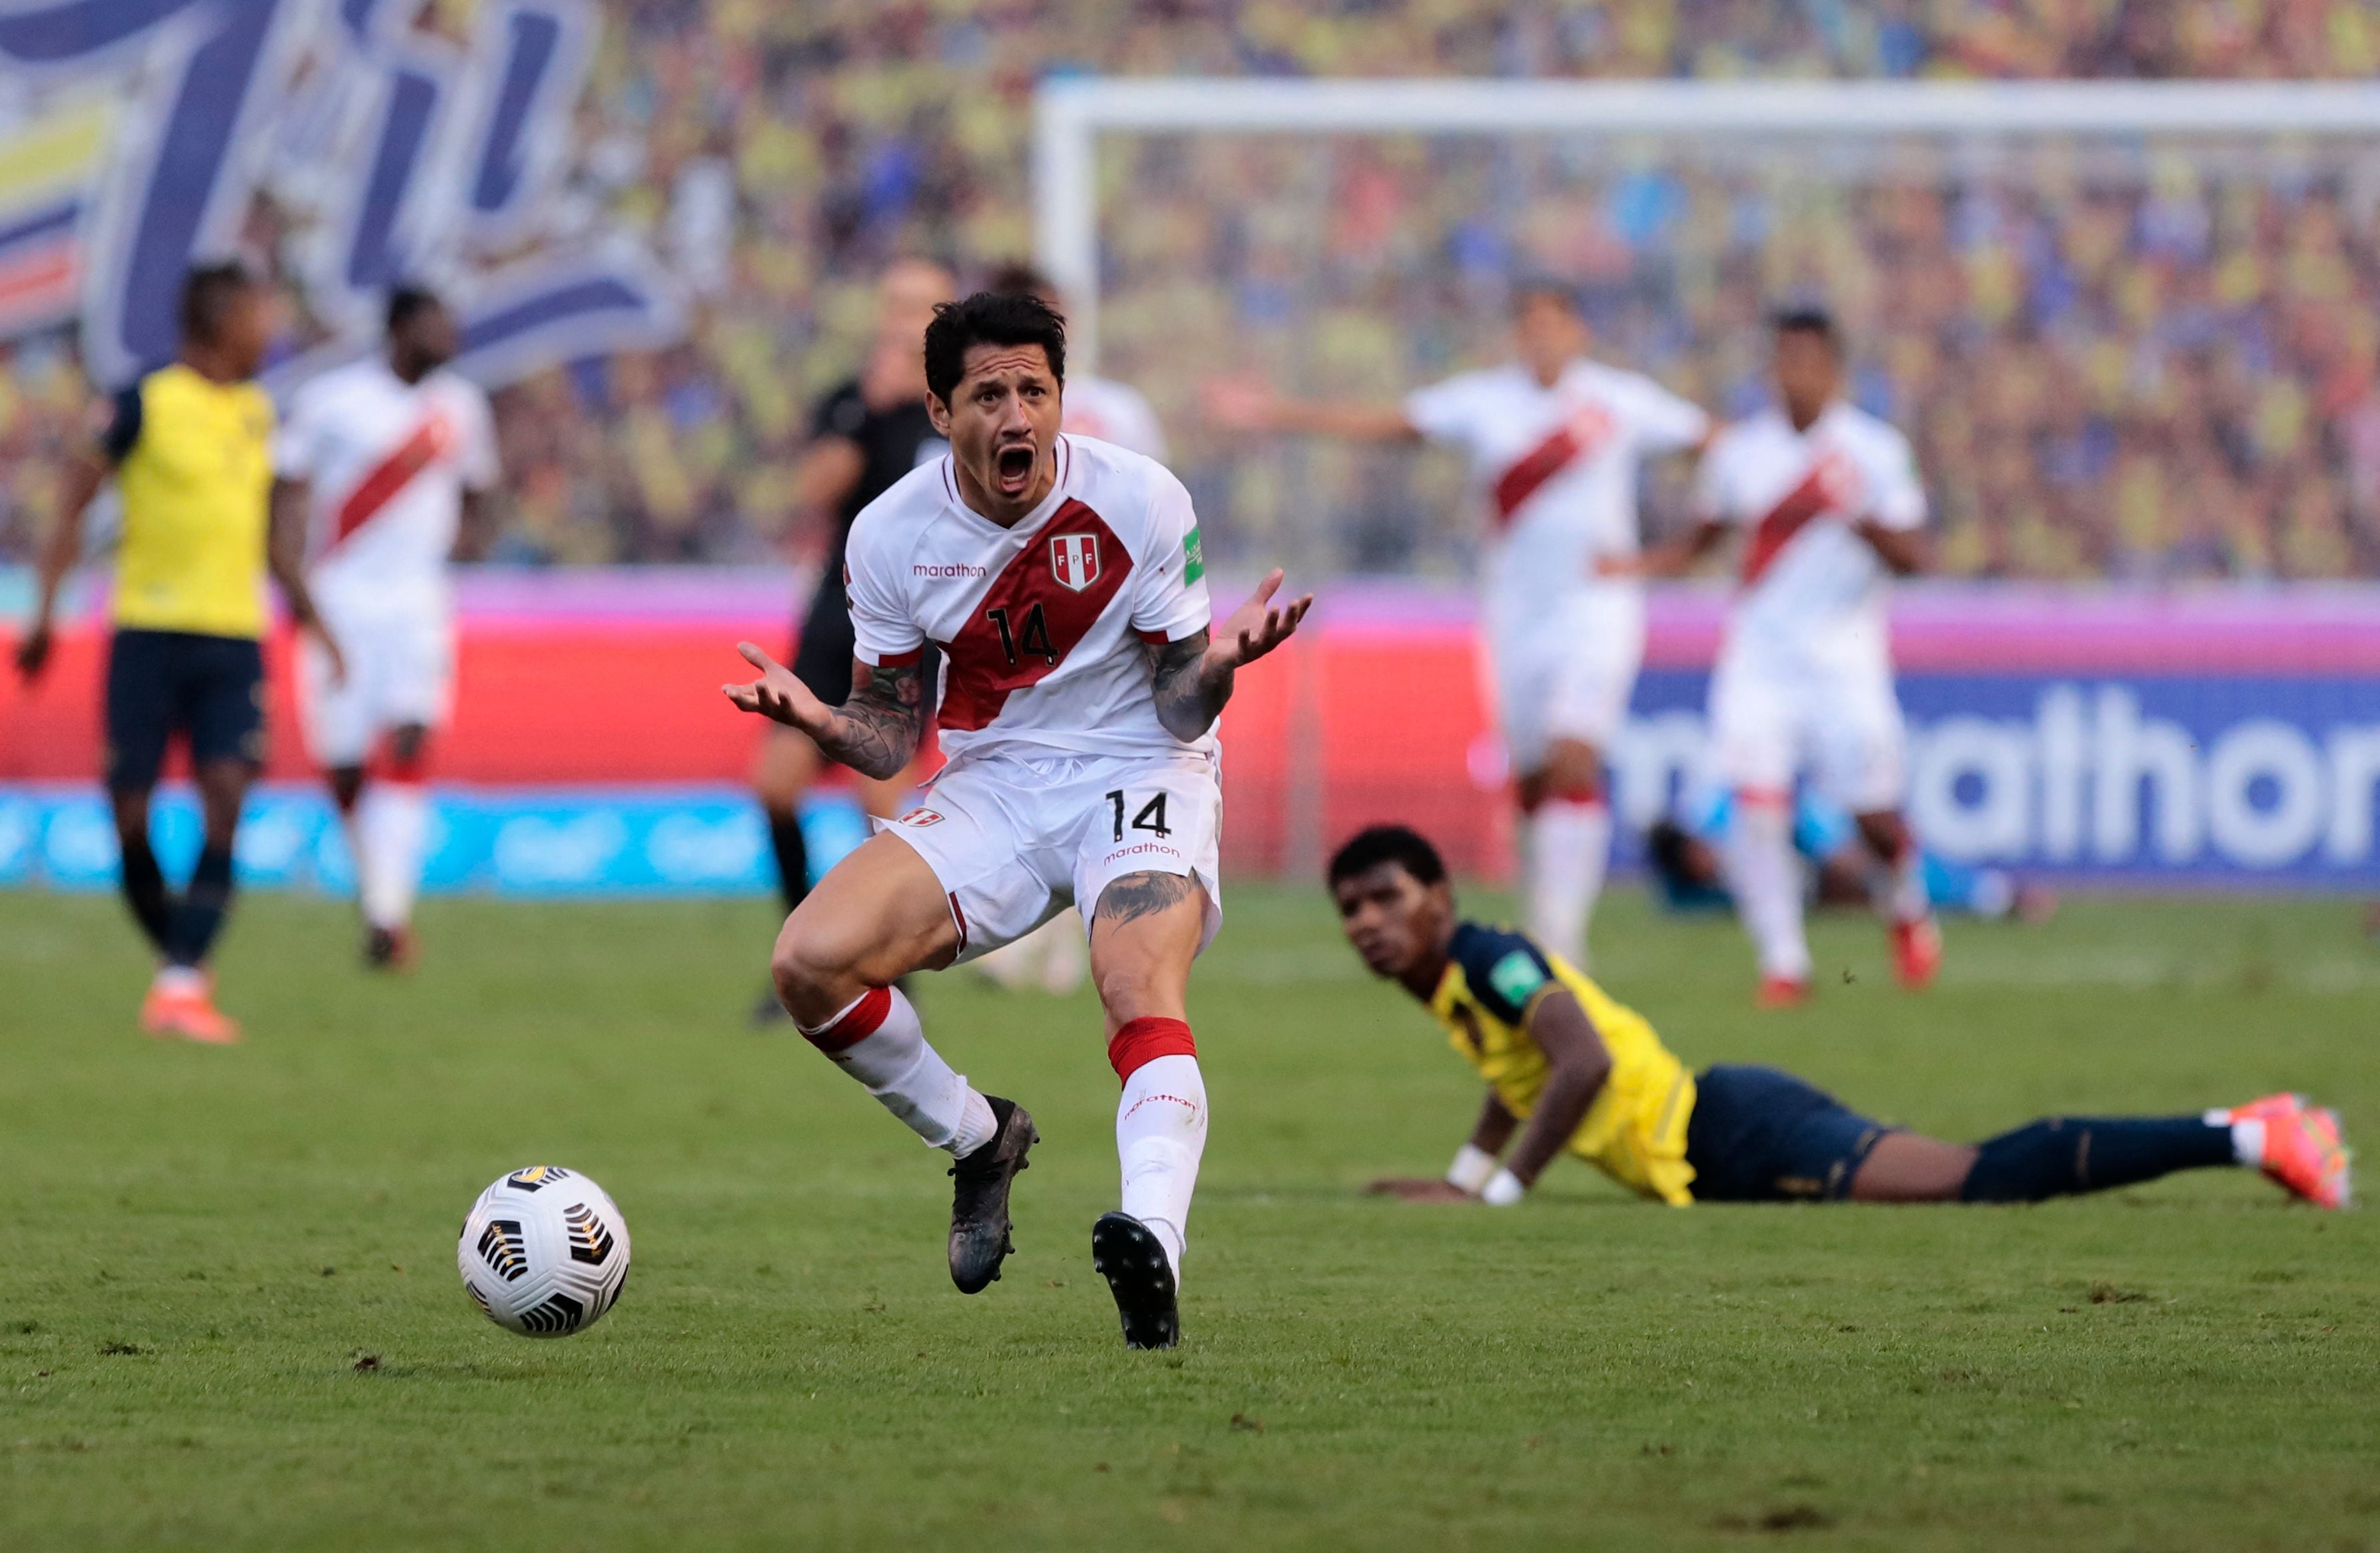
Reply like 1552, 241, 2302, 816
0, 0, 679, 388
2, 579, 2375, 892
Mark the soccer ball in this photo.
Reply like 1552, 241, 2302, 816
457, 1166, 631, 1338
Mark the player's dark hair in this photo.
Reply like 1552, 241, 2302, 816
1771, 306, 1843, 354
922, 290, 1067, 404
1512, 276, 1581, 316
178, 261, 256, 345
386, 283, 443, 335
985, 260, 1057, 300
1327, 825, 1448, 890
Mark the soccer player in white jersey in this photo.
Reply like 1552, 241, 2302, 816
723, 292, 1309, 1348
272, 286, 499, 968
1634, 308, 1938, 1006
974, 262, 1171, 996
1209, 282, 1709, 970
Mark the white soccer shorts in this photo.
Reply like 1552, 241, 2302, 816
1709, 646, 1907, 814
1486, 583, 1646, 775
878, 748, 1223, 964
298, 605, 455, 768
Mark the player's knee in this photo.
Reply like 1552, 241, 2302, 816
769, 908, 876, 1020
386, 725, 430, 778
1539, 741, 1604, 802
328, 766, 366, 812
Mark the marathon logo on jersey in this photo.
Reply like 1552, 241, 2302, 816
1050, 533, 1103, 593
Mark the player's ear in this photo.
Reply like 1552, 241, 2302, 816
925, 393, 951, 436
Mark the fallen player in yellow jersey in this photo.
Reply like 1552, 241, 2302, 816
1327, 825, 2349, 1209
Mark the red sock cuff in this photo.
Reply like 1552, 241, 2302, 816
803, 986, 891, 1054
1108, 1016, 1196, 1084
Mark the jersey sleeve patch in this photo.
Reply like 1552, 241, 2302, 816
1451, 922, 1557, 1024
1181, 524, 1204, 583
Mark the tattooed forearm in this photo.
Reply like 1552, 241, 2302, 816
814, 659, 926, 779
1146, 629, 1229, 742
1093, 870, 1197, 929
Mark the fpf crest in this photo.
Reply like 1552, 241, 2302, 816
1050, 533, 1101, 593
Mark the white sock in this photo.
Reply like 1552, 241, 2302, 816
1729, 795, 1811, 981
1526, 798, 1610, 968
2205, 1109, 2265, 1167
1117, 1052, 1207, 1287
801, 986, 991, 1153
1869, 831, 1931, 928
357, 783, 430, 930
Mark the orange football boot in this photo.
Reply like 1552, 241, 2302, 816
1756, 975, 1810, 1010
1891, 916, 1942, 990
2229, 1093, 2351, 1209
141, 974, 242, 1045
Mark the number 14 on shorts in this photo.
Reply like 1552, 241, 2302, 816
1106, 790, 1172, 842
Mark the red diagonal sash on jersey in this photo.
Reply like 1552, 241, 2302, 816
936, 498, 1136, 732
1488, 403, 1612, 527
1739, 451, 1855, 586
327, 412, 455, 549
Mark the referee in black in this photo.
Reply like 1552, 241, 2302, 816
748, 257, 953, 1021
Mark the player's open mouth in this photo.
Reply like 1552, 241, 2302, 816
994, 444, 1036, 495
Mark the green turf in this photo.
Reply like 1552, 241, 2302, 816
3, 884, 2377, 1552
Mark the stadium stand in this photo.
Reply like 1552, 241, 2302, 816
1, 0, 2378, 580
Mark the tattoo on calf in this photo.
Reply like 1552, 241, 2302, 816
1095, 870, 1197, 927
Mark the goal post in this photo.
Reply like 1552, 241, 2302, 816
1032, 77, 2380, 373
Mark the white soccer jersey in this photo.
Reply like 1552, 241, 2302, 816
1402, 358, 1707, 613
1695, 400, 1926, 665
845, 434, 1213, 764
275, 358, 499, 614
1062, 374, 1167, 461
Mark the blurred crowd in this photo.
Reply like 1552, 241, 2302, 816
5, 0, 2380, 579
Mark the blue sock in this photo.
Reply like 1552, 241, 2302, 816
165, 844, 237, 969
1961, 1116, 2235, 1202
119, 833, 174, 953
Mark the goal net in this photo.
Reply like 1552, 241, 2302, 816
1030, 81, 2380, 886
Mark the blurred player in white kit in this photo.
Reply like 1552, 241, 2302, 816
973, 262, 1171, 996
1210, 281, 1709, 969
1635, 308, 1938, 1006
272, 286, 499, 968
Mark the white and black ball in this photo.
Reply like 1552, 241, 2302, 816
457, 1167, 631, 1339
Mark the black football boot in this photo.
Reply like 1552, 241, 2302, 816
1091, 1211, 1179, 1349
947, 1097, 1037, 1293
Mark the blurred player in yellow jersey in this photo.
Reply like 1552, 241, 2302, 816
1327, 826, 2348, 1209
16, 262, 339, 1042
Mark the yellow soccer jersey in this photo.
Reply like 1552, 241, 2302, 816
103, 364, 276, 638
1429, 920, 1698, 1205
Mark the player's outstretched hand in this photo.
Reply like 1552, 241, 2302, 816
13, 622, 51, 683
1209, 569, 1312, 670
1364, 1177, 1476, 1204
723, 641, 828, 732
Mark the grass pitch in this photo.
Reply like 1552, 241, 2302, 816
3, 884, 2377, 1552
